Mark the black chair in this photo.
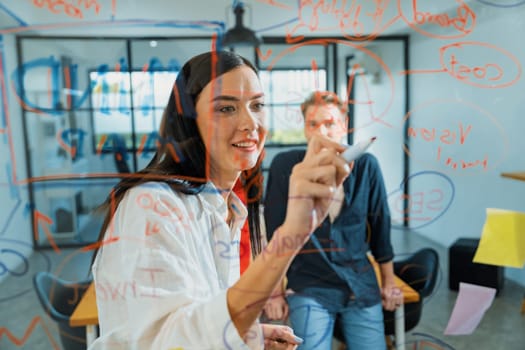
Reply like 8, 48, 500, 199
333, 248, 440, 348
383, 248, 440, 342
33, 272, 92, 350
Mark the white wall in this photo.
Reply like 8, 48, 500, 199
408, 2, 525, 286
346, 41, 407, 204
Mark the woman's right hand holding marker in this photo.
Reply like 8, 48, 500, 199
278, 134, 351, 248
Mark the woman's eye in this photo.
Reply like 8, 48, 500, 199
252, 102, 265, 111
218, 105, 236, 113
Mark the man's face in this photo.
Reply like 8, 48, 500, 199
303, 103, 348, 143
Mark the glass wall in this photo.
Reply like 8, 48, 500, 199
256, 38, 408, 214
18, 36, 407, 249
18, 37, 213, 248
18, 38, 129, 247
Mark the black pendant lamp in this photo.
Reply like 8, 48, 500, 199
222, 2, 262, 48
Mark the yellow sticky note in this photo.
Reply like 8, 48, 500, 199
473, 208, 525, 268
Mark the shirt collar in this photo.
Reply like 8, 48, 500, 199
201, 182, 248, 231
228, 189, 248, 233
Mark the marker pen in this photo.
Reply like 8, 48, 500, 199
341, 137, 376, 163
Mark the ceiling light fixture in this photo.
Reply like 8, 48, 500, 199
221, 2, 262, 49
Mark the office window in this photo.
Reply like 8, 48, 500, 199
91, 68, 326, 148
90, 70, 177, 151
260, 69, 326, 145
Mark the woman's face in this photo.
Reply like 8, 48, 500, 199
195, 65, 267, 183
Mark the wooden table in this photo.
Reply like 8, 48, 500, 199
70, 283, 98, 347
501, 171, 525, 181
500, 171, 525, 314
71, 272, 419, 350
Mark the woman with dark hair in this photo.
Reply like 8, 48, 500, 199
90, 51, 350, 350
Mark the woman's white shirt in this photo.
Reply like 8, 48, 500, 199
90, 181, 263, 349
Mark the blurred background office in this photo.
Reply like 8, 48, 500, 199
0, 0, 524, 349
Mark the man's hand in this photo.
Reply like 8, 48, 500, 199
381, 284, 403, 311
263, 294, 289, 320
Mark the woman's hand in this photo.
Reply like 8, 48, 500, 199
262, 324, 302, 350
280, 135, 350, 240
263, 294, 289, 320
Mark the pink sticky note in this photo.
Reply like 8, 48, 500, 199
444, 282, 496, 335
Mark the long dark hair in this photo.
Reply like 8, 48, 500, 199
92, 51, 264, 263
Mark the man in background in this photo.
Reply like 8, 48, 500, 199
263, 91, 402, 349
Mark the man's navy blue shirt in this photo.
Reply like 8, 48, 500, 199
264, 150, 393, 308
